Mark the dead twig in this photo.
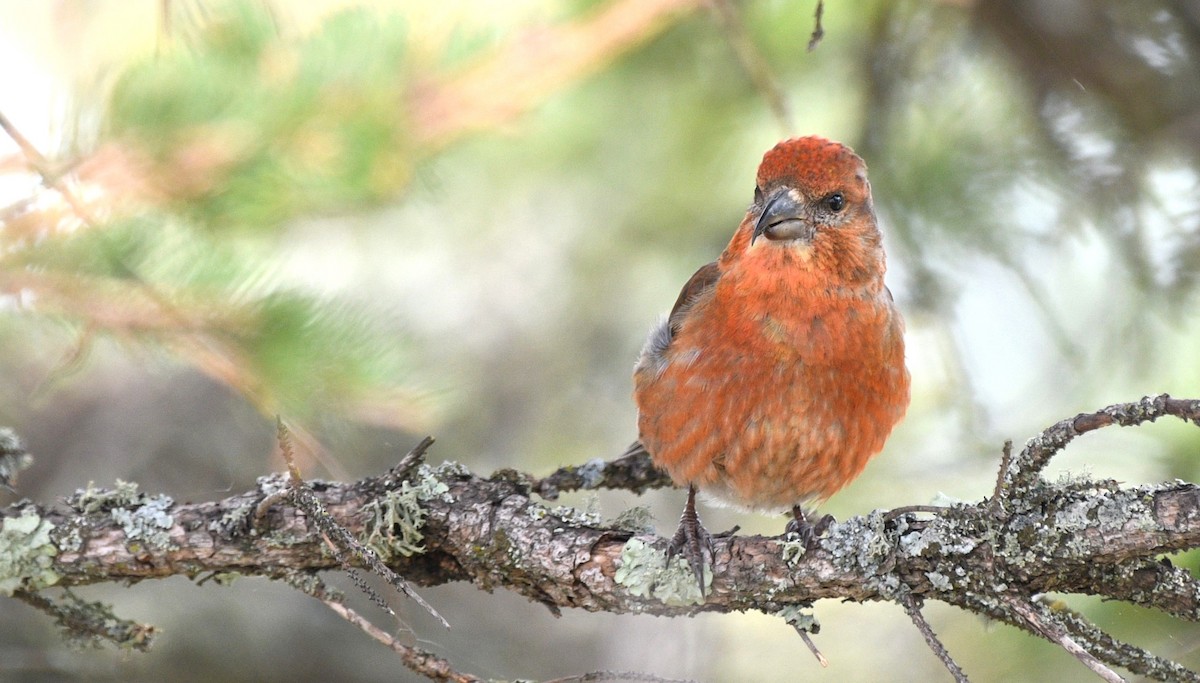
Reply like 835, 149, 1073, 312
902, 594, 968, 683
1004, 596, 1123, 683
708, 0, 793, 133
13, 589, 156, 652
413, 0, 703, 147
543, 670, 695, 682
988, 439, 1013, 518
1004, 394, 1200, 503
807, 0, 825, 52
309, 582, 481, 683
793, 627, 829, 668
532, 448, 672, 500
276, 419, 449, 629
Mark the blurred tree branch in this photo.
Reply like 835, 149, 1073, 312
3, 395, 1200, 681
0, 0, 709, 440
413, 0, 702, 147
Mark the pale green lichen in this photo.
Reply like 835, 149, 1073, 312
1098, 495, 1156, 532
1053, 500, 1093, 533
779, 532, 807, 566
828, 511, 890, 571
0, 509, 60, 595
899, 518, 977, 558
110, 493, 175, 551
607, 506, 655, 535
576, 458, 606, 489
899, 528, 933, 556
926, 571, 952, 592
52, 522, 84, 554
414, 463, 454, 502
67, 481, 175, 551
0, 427, 32, 491
209, 504, 254, 535
614, 539, 657, 597
928, 491, 965, 507
777, 532, 806, 564
358, 464, 455, 560
1055, 467, 1095, 487
526, 497, 602, 529
825, 512, 906, 599
360, 483, 431, 560
549, 501, 602, 528
613, 538, 708, 606
777, 605, 820, 633
428, 460, 468, 481
0, 427, 23, 454
68, 480, 143, 514
256, 473, 290, 497
210, 572, 240, 586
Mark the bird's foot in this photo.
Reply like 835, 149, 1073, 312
786, 506, 834, 549
666, 485, 715, 597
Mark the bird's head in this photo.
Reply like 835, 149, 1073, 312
725, 136, 885, 287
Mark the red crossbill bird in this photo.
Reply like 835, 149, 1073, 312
629, 136, 910, 594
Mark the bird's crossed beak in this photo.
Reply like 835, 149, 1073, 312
752, 189, 813, 245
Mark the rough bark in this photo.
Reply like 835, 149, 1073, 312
2, 394, 1200, 681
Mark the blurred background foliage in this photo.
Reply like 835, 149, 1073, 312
1, 0, 1199, 681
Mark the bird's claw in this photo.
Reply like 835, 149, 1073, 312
786, 506, 834, 550
666, 485, 715, 597
667, 509, 714, 598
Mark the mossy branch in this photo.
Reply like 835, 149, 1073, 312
2, 394, 1200, 681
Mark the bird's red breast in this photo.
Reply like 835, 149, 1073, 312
633, 136, 910, 511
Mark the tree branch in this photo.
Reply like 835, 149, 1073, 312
3, 394, 1200, 681
1003, 596, 1123, 683
902, 593, 968, 682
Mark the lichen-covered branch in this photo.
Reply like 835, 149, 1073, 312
2, 394, 1200, 681
1000, 394, 1200, 503
531, 449, 673, 500
1003, 596, 1124, 683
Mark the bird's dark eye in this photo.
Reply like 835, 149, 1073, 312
825, 192, 845, 212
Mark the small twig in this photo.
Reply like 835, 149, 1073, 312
543, 671, 695, 683
395, 436, 434, 473
0, 110, 55, 172
902, 594, 968, 683
532, 448, 673, 500
276, 418, 449, 629
1054, 606, 1200, 683
708, 0, 794, 134
252, 488, 291, 528
0, 109, 98, 224
313, 589, 482, 683
380, 435, 435, 487
14, 589, 156, 651
1006, 395, 1200, 502
794, 627, 829, 668
413, 0, 703, 147
989, 439, 1014, 518
1004, 596, 1124, 683
1082, 558, 1200, 622
278, 417, 303, 483
883, 504, 945, 522
807, 0, 825, 52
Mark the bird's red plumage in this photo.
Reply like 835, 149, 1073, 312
633, 136, 909, 511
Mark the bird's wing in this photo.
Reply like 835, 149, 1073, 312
666, 261, 721, 340
638, 260, 722, 371
628, 261, 722, 461
619, 439, 649, 459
